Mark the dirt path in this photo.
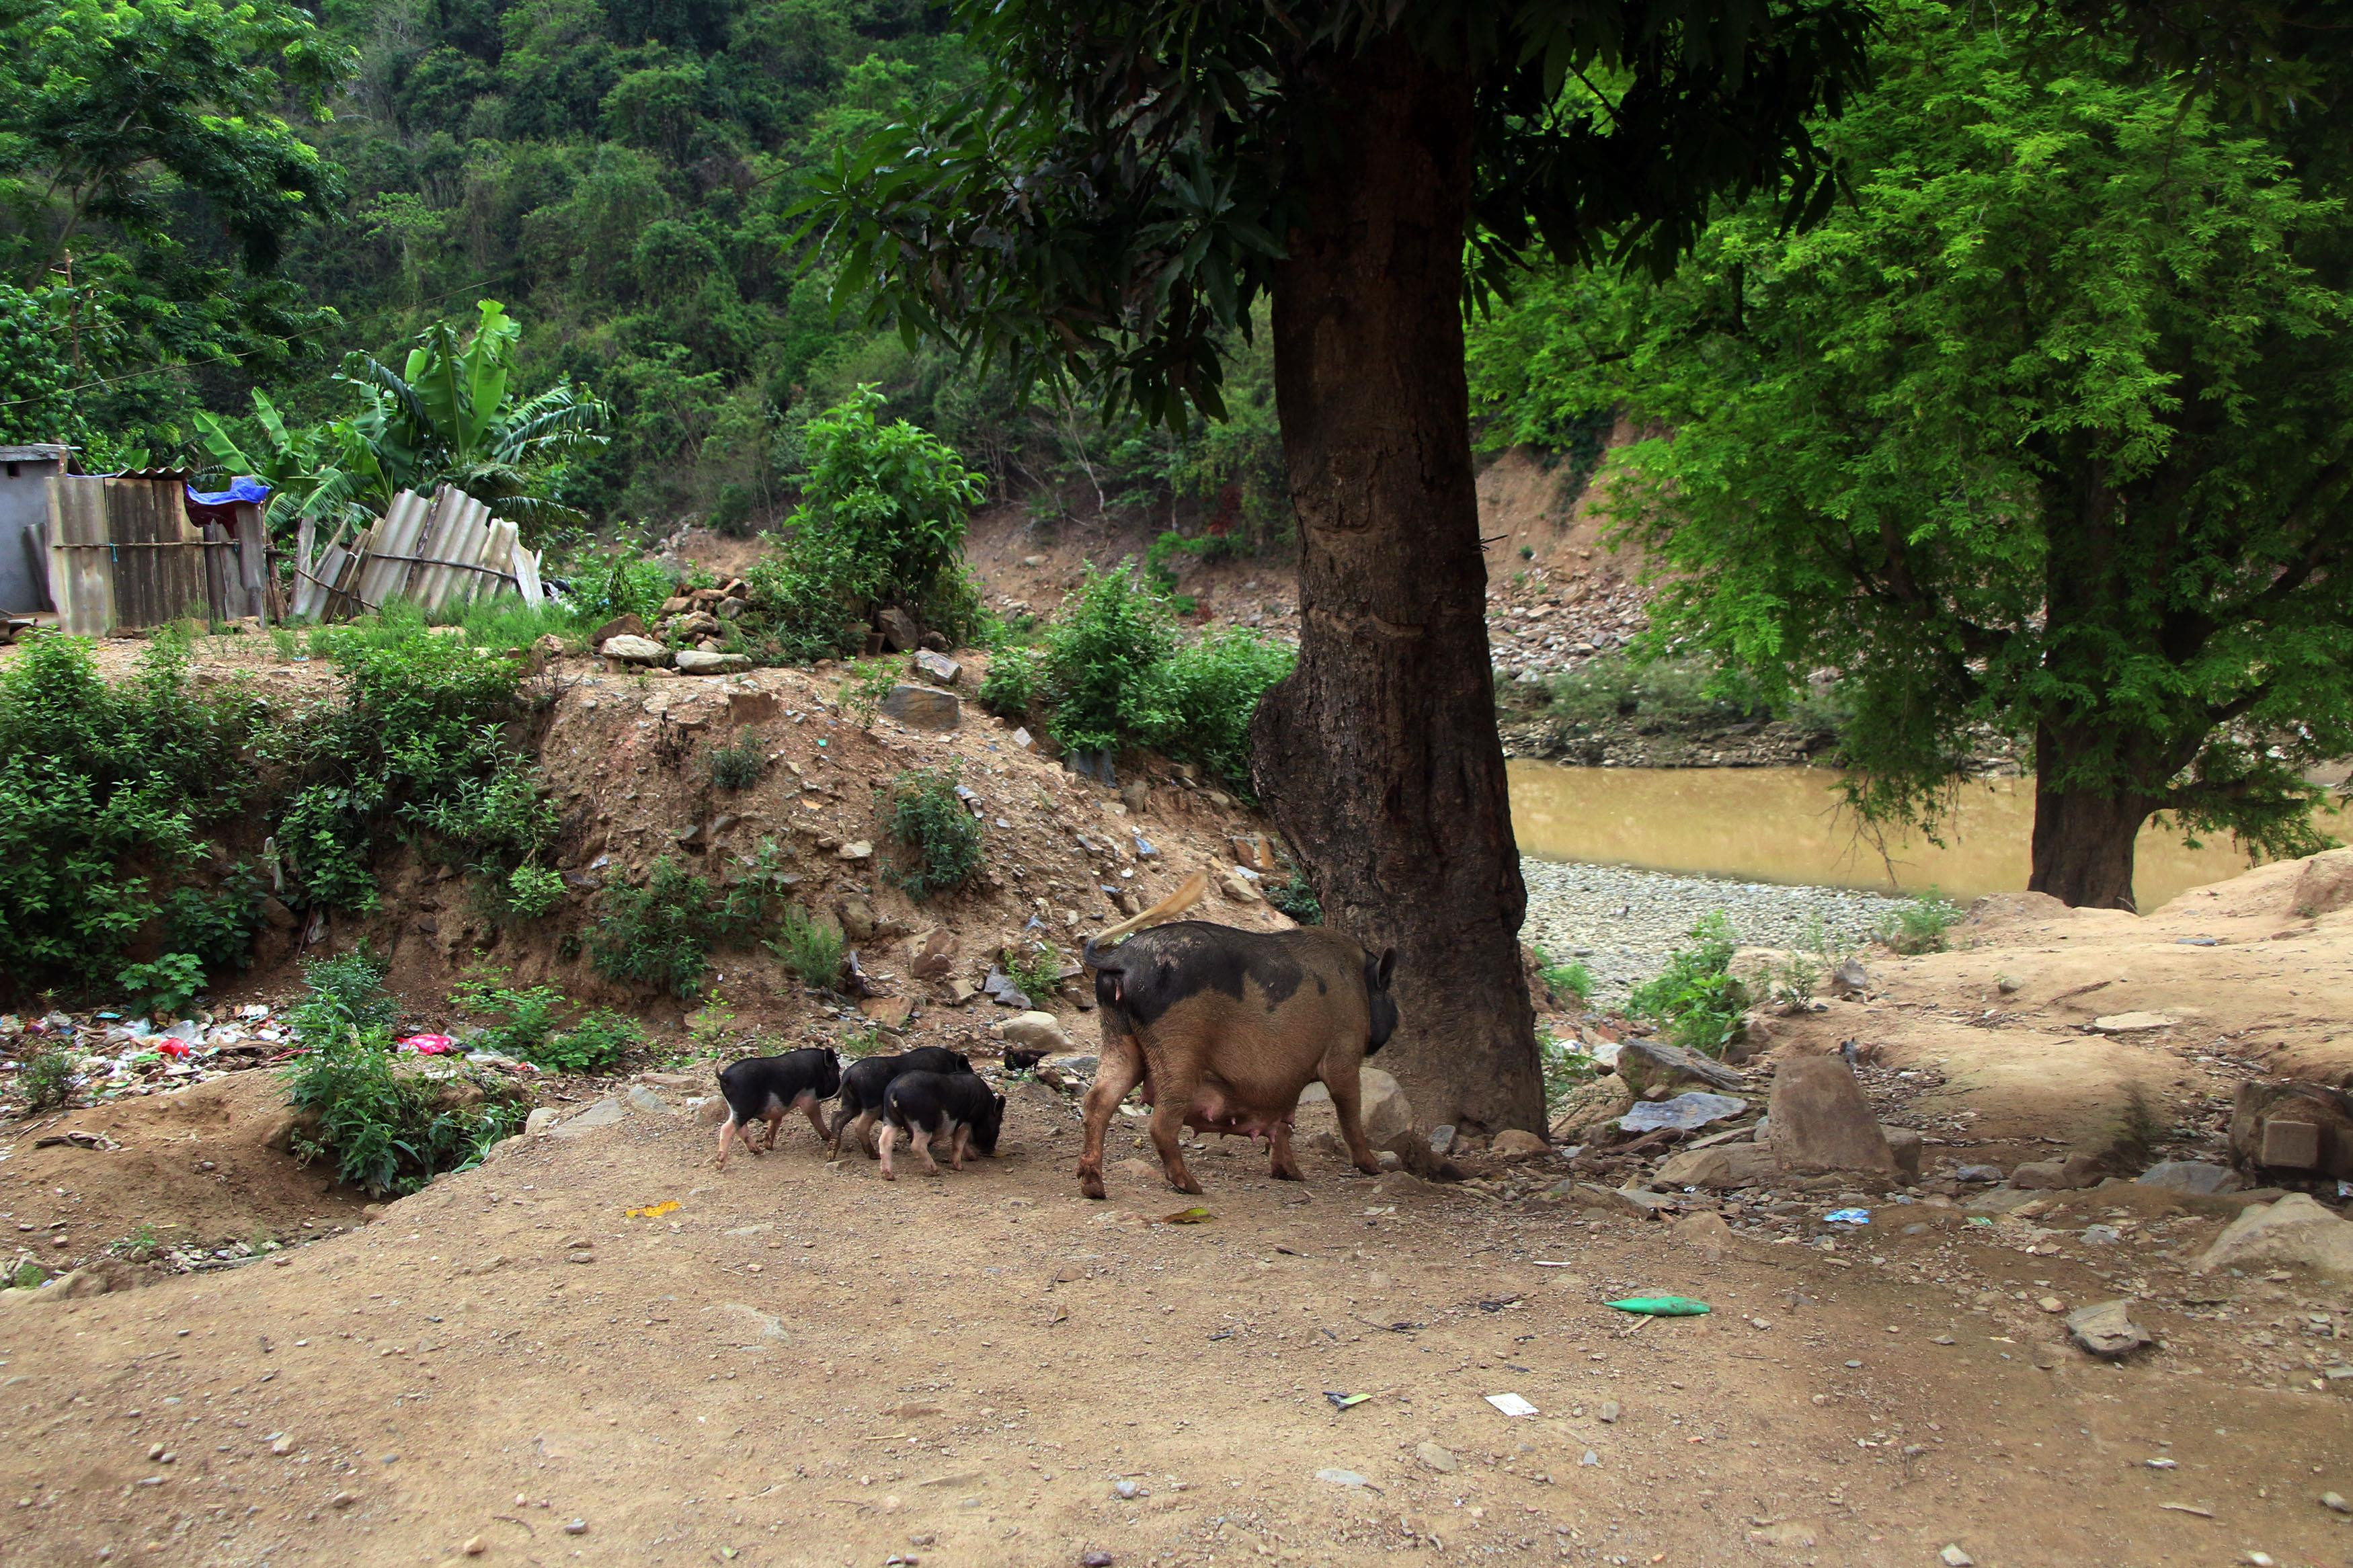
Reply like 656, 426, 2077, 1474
4, 1080, 2350, 1568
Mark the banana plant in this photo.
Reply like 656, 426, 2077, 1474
192, 390, 384, 532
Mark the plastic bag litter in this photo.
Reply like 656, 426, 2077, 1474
1616, 1091, 1747, 1134
1605, 1296, 1711, 1316
1160, 1207, 1214, 1225
397, 1033, 458, 1055
1324, 1391, 1370, 1411
1825, 1208, 1872, 1225
1484, 1393, 1539, 1417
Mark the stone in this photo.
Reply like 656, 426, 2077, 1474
1358, 1067, 1414, 1155
1551, 1075, 1637, 1141
1829, 958, 1869, 998
549, 1098, 625, 1137
1490, 1128, 1549, 1161
1955, 1163, 2004, 1184
695, 1096, 727, 1125
1230, 834, 1273, 871
625, 1085, 672, 1116
1673, 1210, 1735, 1251
1882, 1126, 1924, 1183
588, 613, 645, 646
1556, 1182, 1671, 1219
1010, 727, 1034, 750
1035, 1054, 1099, 1091
524, 1107, 560, 1136
2065, 1298, 2154, 1359
1763, 1057, 1896, 1175
2091, 1011, 2178, 1033
859, 997, 914, 1030
879, 684, 961, 731
2231, 1081, 2353, 1178
984, 969, 1033, 1007
1217, 868, 1261, 903
877, 606, 923, 653
1414, 1442, 1458, 1474
994, 1012, 1073, 1053
1616, 1038, 1745, 1097
1427, 1124, 1458, 1157
2136, 1160, 2242, 1194
598, 634, 668, 665
2197, 1193, 2353, 1279
2290, 847, 2353, 917
258, 894, 298, 932
727, 689, 780, 726
1940, 1549, 1975, 1568
936, 977, 980, 1007
668, 611, 723, 640
835, 894, 878, 942
1651, 1143, 1781, 1191
912, 649, 962, 686
674, 649, 751, 675
2009, 1153, 2104, 1190
838, 841, 873, 862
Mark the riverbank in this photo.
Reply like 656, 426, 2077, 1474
1519, 858, 1903, 1004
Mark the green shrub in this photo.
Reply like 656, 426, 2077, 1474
161, 866, 265, 973
565, 546, 674, 627
1036, 564, 1176, 755
1143, 626, 1294, 794
886, 764, 984, 899
838, 655, 907, 727
1265, 872, 1322, 925
1004, 940, 1064, 1004
1544, 652, 1773, 730
1881, 892, 1963, 955
1540, 1030, 1603, 1113
449, 970, 566, 1057
489, 864, 567, 922
0, 634, 249, 996
588, 856, 746, 999
766, 904, 844, 988
742, 387, 986, 660
5, 1260, 48, 1290
709, 731, 766, 790
1538, 953, 1595, 1007
978, 644, 1038, 720
283, 1024, 524, 1197
542, 1011, 642, 1074
288, 945, 402, 1046
17, 1044, 75, 1112
1626, 913, 1751, 1056
116, 952, 207, 1020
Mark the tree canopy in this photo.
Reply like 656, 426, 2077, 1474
1471, 0, 2353, 907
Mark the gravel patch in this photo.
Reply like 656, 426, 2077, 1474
1521, 858, 1907, 1005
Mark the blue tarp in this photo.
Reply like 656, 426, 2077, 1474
186, 477, 272, 507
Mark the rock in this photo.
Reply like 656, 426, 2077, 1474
1955, 1163, 2004, 1184
877, 606, 923, 653
1673, 1210, 1735, 1251
549, 1098, 625, 1137
1651, 1143, 1781, 1191
1616, 1038, 1744, 1096
1940, 1549, 1975, 1568
727, 689, 780, 726
2323, 1491, 2350, 1516
625, 1085, 672, 1116
1763, 1057, 1896, 1175
879, 683, 961, 731
598, 634, 668, 665
912, 649, 962, 686
1010, 726, 1035, 750
859, 997, 914, 1030
1829, 958, 1869, 998
1555, 1182, 1671, 1219
2290, 847, 2353, 917
2091, 1012, 2178, 1033
669, 610, 723, 641
834, 895, 878, 942
1490, 1128, 1549, 1161
2009, 1153, 2104, 1190
1230, 834, 1273, 871
1427, 1124, 1458, 1157
2135, 1160, 2242, 1194
1358, 1067, 1414, 1155
695, 1097, 727, 1124
1995, 974, 2022, 995
674, 649, 751, 675
1618, 1090, 1747, 1134
1882, 1126, 1923, 1183
2197, 1192, 2353, 1279
2230, 1080, 2353, 1178
589, 613, 645, 646
1035, 1053, 1099, 1091
838, 840, 873, 862
936, 977, 980, 1007
1550, 1075, 1636, 1140
1217, 868, 1261, 903
524, 1107, 560, 1136
1413, 1442, 1458, 1475
994, 1012, 1073, 1053
2065, 1298, 2154, 1359
258, 894, 298, 932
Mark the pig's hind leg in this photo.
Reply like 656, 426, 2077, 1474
1078, 1024, 1146, 1200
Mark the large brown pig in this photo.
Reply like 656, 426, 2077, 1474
1076, 871, 1399, 1199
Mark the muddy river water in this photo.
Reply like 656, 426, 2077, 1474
1508, 761, 2344, 910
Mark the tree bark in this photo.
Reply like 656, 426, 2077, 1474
1250, 34, 1543, 1134
2026, 723, 2153, 911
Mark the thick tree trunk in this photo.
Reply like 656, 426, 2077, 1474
2026, 723, 2153, 911
1250, 34, 1543, 1134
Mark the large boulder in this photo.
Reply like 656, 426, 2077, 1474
1763, 1056, 1896, 1176
2196, 1192, 2353, 1279
912, 649, 963, 686
2290, 848, 2353, 918
993, 1012, 1072, 1053
2135, 1160, 2243, 1195
1616, 1038, 1745, 1097
1652, 1142, 1782, 1191
2009, 1152, 2104, 1190
1358, 1067, 1415, 1155
2229, 1080, 2353, 1179
674, 649, 751, 675
877, 606, 923, 653
598, 634, 668, 665
879, 683, 961, 731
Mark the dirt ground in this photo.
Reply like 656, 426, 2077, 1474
5, 995, 2353, 1568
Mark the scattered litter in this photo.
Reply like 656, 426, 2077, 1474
1531, 1260, 1575, 1268
625, 1201, 682, 1219
1825, 1208, 1871, 1225
2157, 1503, 2214, 1519
1616, 1091, 1747, 1134
396, 1034, 458, 1055
2145, 1457, 2178, 1469
1160, 1207, 1214, 1225
1606, 1296, 1710, 1317
1314, 1469, 1374, 1490
1324, 1392, 1370, 1411
1484, 1393, 1539, 1417
32, 1130, 120, 1151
